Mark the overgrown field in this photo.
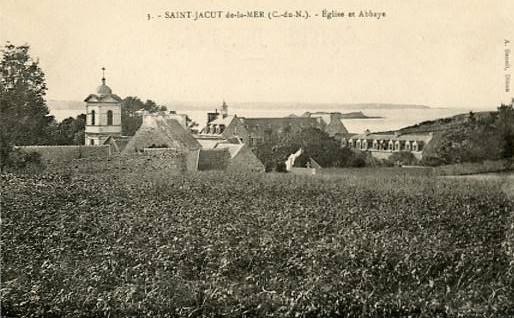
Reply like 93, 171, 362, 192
1, 170, 513, 317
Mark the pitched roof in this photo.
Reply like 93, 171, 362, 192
103, 135, 131, 152
209, 115, 236, 126
122, 116, 201, 153
196, 137, 225, 149
239, 117, 323, 130
199, 115, 237, 136
213, 143, 245, 158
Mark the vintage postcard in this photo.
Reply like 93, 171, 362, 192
1, 0, 513, 317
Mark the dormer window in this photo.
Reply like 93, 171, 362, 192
219, 124, 226, 133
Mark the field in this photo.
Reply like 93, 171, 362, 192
1, 168, 514, 317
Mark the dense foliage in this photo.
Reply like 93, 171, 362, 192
2, 170, 513, 317
46, 114, 86, 145
255, 128, 367, 171
421, 107, 514, 166
0, 43, 53, 171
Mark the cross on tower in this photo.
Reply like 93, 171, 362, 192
101, 67, 106, 84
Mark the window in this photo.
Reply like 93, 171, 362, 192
91, 110, 95, 125
107, 110, 113, 125
90, 139, 95, 145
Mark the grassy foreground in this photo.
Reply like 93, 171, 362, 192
1, 170, 514, 317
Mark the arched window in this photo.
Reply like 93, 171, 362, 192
107, 110, 113, 125
91, 110, 96, 126
90, 139, 95, 145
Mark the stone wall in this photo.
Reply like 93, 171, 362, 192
370, 150, 423, 160
185, 150, 200, 172
227, 145, 265, 173
67, 151, 187, 174
18, 145, 110, 166
289, 167, 317, 175
197, 149, 230, 171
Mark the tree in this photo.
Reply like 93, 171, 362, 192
121, 97, 145, 136
0, 43, 53, 171
255, 127, 352, 171
50, 114, 86, 145
120, 97, 171, 136
496, 104, 514, 159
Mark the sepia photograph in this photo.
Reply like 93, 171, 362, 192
1, 0, 513, 317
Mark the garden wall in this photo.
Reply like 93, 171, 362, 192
197, 149, 230, 171
69, 150, 188, 174
18, 145, 110, 166
289, 167, 317, 175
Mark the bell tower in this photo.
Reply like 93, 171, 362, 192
84, 68, 122, 145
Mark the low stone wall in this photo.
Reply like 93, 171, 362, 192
197, 149, 230, 171
289, 167, 317, 175
370, 150, 423, 160
185, 150, 200, 172
18, 145, 110, 166
68, 151, 188, 174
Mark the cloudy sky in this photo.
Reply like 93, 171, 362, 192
1, 0, 513, 108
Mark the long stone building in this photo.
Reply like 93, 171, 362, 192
341, 131, 433, 159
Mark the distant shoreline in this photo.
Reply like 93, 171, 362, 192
47, 99, 432, 111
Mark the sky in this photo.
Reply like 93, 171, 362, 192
1, 0, 513, 108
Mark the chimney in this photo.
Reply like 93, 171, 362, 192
221, 101, 228, 118
207, 108, 220, 123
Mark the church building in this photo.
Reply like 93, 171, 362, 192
84, 69, 122, 146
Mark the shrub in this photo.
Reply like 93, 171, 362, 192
2, 148, 44, 172
388, 151, 418, 166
